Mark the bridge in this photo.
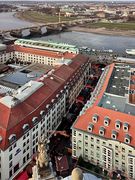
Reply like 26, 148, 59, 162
0, 18, 98, 38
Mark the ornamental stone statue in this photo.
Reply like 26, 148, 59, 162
36, 136, 49, 169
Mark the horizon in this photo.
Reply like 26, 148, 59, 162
0, 0, 135, 1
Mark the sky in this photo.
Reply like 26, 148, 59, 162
0, 0, 135, 1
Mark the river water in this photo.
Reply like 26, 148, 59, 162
0, 12, 34, 31
0, 12, 135, 53
33, 31, 135, 53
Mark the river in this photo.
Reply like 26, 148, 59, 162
33, 31, 135, 53
0, 12, 34, 31
1, 12, 135, 53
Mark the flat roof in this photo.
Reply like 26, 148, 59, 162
98, 63, 135, 115
0, 63, 53, 91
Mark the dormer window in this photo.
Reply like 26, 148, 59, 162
104, 116, 110, 126
87, 124, 94, 132
115, 120, 121, 130
92, 114, 98, 123
124, 134, 131, 144
40, 110, 45, 117
51, 99, 55, 103
32, 117, 38, 125
111, 130, 118, 140
99, 126, 105, 136
0, 136, 2, 143
46, 104, 50, 109
22, 124, 29, 133
8, 134, 16, 145
123, 123, 129, 132
56, 94, 59, 98
60, 90, 63, 93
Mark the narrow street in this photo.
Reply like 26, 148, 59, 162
48, 63, 105, 178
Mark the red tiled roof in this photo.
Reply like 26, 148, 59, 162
0, 53, 89, 150
14, 45, 76, 59
74, 106, 135, 147
74, 63, 135, 147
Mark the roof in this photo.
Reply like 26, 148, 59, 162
14, 45, 77, 60
55, 155, 69, 172
74, 105, 135, 147
0, 53, 89, 150
73, 63, 135, 147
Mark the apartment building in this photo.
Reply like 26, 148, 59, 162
72, 63, 135, 179
0, 53, 90, 180
14, 39, 79, 54
0, 45, 14, 64
14, 45, 76, 66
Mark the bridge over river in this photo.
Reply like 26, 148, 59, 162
0, 18, 97, 38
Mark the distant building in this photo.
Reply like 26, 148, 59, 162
72, 63, 135, 179
14, 39, 79, 54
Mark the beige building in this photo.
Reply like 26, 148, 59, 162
72, 63, 135, 179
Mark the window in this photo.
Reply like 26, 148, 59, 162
8, 134, 16, 145
111, 130, 118, 140
99, 127, 105, 136
9, 161, 12, 168
123, 122, 129, 132
9, 146, 12, 152
124, 134, 131, 144
22, 124, 29, 133
85, 135, 88, 140
23, 157, 26, 164
9, 170, 12, 178
122, 147, 125, 153
14, 163, 19, 173
27, 153, 29, 160
92, 114, 98, 123
115, 120, 121, 130
9, 154, 12, 161
32, 117, 38, 125
104, 117, 110, 126
87, 124, 94, 132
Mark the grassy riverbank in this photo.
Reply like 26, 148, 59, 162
84, 22, 135, 31
17, 11, 77, 23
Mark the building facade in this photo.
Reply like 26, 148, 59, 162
14, 39, 79, 54
72, 63, 135, 179
0, 53, 91, 180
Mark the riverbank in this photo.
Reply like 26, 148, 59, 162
68, 26, 135, 37
15, 11, 77, 24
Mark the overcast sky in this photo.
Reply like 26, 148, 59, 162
0, 0, 135, 1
